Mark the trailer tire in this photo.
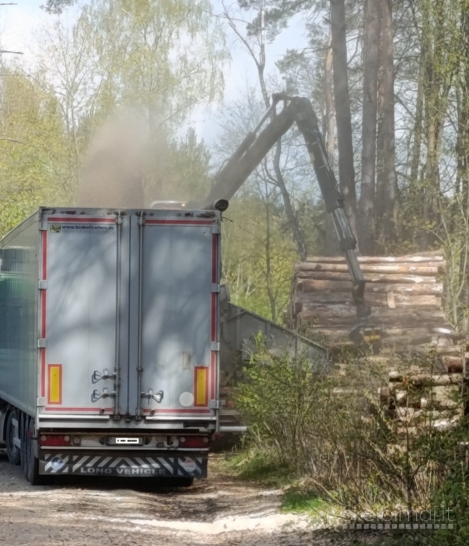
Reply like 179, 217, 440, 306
6, 411, 21, 466
25, 418, 44, 486
171, 477, 194, 488
20, 414, 29, 479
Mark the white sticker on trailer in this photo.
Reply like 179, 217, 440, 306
180, 458, 197, 473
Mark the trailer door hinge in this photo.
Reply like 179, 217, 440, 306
37, 397, 46, 406
37, 338, 47, 348
209, 400, 219, 409
210, 341, 220, 351
38, 280, 48, 290
211, 224, 221, 235
211, 283, 220, 293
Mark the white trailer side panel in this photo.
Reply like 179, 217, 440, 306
0, 212, 40, 416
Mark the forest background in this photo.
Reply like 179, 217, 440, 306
0, 0, 467, 330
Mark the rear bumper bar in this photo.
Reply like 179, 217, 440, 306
39, 451, 208, 478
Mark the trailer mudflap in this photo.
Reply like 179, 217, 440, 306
39, 452, 207, 477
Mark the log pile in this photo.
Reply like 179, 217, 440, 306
289, 251, 453, 350
380, 368, 465, 439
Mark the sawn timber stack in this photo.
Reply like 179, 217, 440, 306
289, 251, 448, 347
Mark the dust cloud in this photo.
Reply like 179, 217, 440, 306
76, 109, 149, 209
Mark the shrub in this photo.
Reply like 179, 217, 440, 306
234, 335, 468, 521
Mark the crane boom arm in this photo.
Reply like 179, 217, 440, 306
201, 95, 371, 320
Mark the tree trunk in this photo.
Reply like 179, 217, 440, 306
358, 0, 381, 255
376, 0, 397, 251
324, 30, 339, 255
410, 54, 425, 187
329, 0, 357, 237
420, 2, 454, 250
458, 4, 469, 208
263, 185, 277, 322
376, 56, 386, 251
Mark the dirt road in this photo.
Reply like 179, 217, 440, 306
0, 450, 374, 546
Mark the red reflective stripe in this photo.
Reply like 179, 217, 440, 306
142, 408, 211, 414
211, 233, 218, 400
211, 293, 217, 341
41, 290, 46, 338
40, 231, 47, 398
145, 219, 213, 226
44, 407, 211, 414
47, 217, 115, 223
42, 231, 47, 279
212, 234, 217, 283
211, 234, 218, 342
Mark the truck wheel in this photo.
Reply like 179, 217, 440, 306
25, 419, 43, 485
20, 414, 29, 479
6, 411, 21, 465
171, 477, 194, 488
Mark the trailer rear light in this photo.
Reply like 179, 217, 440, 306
39, 435, 72, 447
179, 436, 209, 448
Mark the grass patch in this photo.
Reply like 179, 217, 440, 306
282, 489, 331, 515
223, 448, 293, 487
222, 447, 339, 520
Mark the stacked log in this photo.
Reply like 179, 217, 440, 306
381, 369, 464, 437
289, 251, 454, 350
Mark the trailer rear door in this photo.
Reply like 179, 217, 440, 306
42, 213, 119, 414
136, 216, 219, 420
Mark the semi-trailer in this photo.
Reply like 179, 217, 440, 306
0, 206, 221, 485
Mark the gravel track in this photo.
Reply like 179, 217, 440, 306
0, 451, 379, 546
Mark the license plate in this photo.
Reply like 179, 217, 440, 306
109, 437, 143, 446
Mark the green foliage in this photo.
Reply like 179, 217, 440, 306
0, 66, 69, 234
282, 490, 328, 514
43, 0, 75, 14
145, 127, 212, 202
84, 0, 227, 125
0, 0, 227, 237
222, 197, 298, 322
233, 340, 469, 525
225, 446, 293, 486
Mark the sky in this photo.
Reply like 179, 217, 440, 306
0, 0, 309, 145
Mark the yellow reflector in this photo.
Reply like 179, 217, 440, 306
48, 364, 62, 404
194, 367, 208, 406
